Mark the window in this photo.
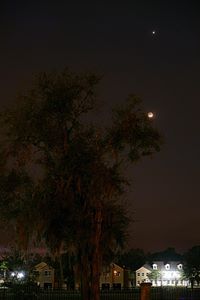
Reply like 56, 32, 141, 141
113, 270, 120, 276
44, 271, 51, 277
177, 264, 182, 270
102, 283, 110, 290
137, 273, 140, 276
153, 264, 157, 270
113, 283, 121, 290
137, 281, 140, 284
142, 273, 144, 276
165, 264, 170, 270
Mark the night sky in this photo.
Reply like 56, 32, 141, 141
1, 1, 200, 253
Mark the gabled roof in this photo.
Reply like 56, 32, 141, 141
111, 263, 124, 271
34, 262, 53, 271
136, 264, 152, 272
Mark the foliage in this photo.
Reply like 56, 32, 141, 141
148, 247, 182, 263
183, 246, 200, 288
0, 248, 34, 284
147, 269, 161, 282
116, 248, 146, 270
0, 69, 162, 300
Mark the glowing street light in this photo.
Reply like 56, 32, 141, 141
17, 272, 24, 279
10, 271, 25, 279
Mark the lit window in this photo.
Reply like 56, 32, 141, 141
153, 264, 157, 270
113, 270, 120, 276
165, 264, 170, 270
177, 264, 182, 270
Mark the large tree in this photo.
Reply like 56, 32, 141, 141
0, 69, 162, 300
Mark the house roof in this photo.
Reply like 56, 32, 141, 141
136, 261, 183, 272
34, 262, 53, 271
136, 264, 152, 272
151, 261, 182, 270
111, 263, 124, 271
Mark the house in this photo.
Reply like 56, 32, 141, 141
100, 263, 131, 290
136, 261, 189, 287
33, 262, 55, 289
136, 264, 152, 286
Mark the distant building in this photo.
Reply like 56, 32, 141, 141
34, 262, 54, 289
100, 263, 131, 290
136, 261, 189, 287
136, 264, 152, 286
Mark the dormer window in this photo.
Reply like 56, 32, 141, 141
177, 264, 182, 270
153, 264, 157, 270
165, 264, 170, 270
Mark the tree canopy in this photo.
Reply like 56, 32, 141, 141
116, 248, 146, 271
0, 69, 162, 300
148, 247, 182, 263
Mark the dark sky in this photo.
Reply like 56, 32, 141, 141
0, 1, 200, 253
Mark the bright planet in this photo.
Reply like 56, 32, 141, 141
148, 112, 154, 118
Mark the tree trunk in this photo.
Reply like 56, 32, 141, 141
80, 205, 103, 300
191, 278, 194, 289
91, 247, 101, 300
81, 252, 91, 300
58, 255, 64, 288
90, 205, 103, 300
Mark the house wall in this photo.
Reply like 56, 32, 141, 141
136, 262, 189, 287
35, 265, 54, 288
100, 263, 124, 289
136, 266, 151, 286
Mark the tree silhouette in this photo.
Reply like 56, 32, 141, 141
0, 69, 162, 300
184, 246, 200, 288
